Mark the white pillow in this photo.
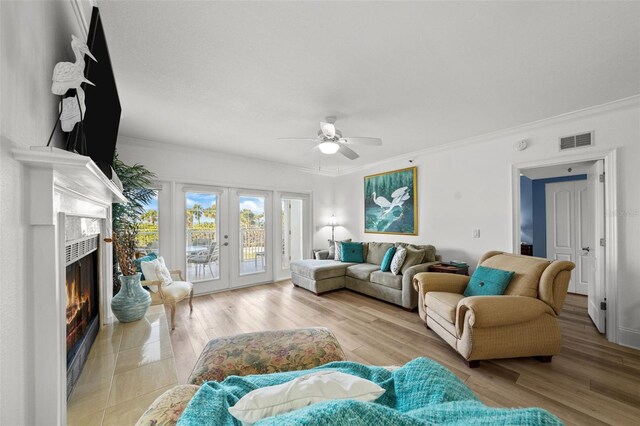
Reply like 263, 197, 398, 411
228, 370, 385, 424
334, 242, 343, 261
140, 259, 160, 291
155, 256, 173, 287
390, 248, 407, 275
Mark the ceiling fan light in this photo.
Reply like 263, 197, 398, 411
318, 141, 339, 154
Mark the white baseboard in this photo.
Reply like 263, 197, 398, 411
618, 327, 640, 349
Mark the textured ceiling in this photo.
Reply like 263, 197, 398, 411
97, 1, 640, 172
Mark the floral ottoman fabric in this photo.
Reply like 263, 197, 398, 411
135, 384, 200, 426
187, 327, 347, 385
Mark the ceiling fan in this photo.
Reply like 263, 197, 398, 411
278, 117, 382, 160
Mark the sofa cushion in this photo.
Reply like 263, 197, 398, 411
395, 243, 436, 263
370, 271, 403, 290
481, 254, 551, 298
290, 260, 353, 281
390, 248, 407, 275
425, 292, 465, 324
328, 239, 351, 259
366, 242, 394, 265
400, 247, 426, 274
346, 263, 381, 281
341, 242, 364, 263
381, 247, 396, 272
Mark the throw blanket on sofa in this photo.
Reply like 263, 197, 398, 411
177, 357, 562, 426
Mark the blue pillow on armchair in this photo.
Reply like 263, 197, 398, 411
134, 252, 157, 280
464, 265, 514, 297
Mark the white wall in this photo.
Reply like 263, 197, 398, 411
0, 1, 88, 423
332, 100, 640, 347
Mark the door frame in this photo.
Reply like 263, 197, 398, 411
511, 148, 618, 342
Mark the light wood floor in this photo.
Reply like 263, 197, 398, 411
168, 281, 640, 426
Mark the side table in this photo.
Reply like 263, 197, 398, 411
428, 262, 469, 276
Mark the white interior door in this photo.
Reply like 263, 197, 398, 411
546, 181, 577, 292
230, 189, 272, 288
587, 160, 606, 333
575, 180, 590, 295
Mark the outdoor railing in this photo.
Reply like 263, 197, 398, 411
186, 229, 217, 247
241, 227, 265, 262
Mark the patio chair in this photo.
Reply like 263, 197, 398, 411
188, 241, 218, 276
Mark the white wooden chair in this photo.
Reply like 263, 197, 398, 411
142, 269, 194, 330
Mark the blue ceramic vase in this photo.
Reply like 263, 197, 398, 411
111, 273, 151, 323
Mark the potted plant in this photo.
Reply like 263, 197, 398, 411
107, 225, 151, 323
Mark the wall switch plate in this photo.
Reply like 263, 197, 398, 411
473, 229, 480, 238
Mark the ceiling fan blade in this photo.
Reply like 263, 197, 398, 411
341, 137, 382, 146
320, 122, 336, 138
338, 144, 359, 160
277, 138, 319, 142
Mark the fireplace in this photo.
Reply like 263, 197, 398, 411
65, 235, 100, 397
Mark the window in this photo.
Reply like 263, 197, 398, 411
239, 195, 266, 275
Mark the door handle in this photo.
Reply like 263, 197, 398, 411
223, 242, 229, 246
582, 247, 590, 253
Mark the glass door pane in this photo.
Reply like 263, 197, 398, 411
135, 190, 159, 256
185, 192, 219, 282
282, 199, 303, 270
239, 195, 266, 275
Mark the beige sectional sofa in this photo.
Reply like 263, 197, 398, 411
290, 242, 440, 309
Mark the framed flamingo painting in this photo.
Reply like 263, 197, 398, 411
364, 167, 418, 235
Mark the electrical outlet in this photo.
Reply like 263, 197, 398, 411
473, 229, 480, 238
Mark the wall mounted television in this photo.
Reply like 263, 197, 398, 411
69, 6, 121, 179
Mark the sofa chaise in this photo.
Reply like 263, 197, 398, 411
290, 242, 440, 309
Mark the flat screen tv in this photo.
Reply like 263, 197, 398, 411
70, 6, 121, 179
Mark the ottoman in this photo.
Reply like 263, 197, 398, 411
188, 327, 347, 385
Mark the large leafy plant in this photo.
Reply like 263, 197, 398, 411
111, 151, 156, 291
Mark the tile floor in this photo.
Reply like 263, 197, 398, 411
67, 304, 178, 426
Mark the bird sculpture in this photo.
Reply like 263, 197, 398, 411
51, 35, 97, 95
59, 88, 86, 132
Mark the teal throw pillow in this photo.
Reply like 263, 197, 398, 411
380, 247, 397, 272
341, 242, 364, 263
134, 252, 157, 280
464, 266, 515, 297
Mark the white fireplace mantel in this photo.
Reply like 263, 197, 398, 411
13, 146, 126, 425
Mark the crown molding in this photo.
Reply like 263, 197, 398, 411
117, 135, 337, 177
335, 94, 640, 176
119, 94, 639, 179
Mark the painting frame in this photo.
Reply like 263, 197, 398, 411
364, 166, 418, 235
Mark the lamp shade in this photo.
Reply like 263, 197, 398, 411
318, 141, 340, 154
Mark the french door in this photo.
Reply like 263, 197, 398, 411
183, 186, 272, 294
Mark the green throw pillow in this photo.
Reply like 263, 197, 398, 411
134, 252, 157, 280
341, 242, 364, 263
380, 247, 397, 272
464, 266, 515, 297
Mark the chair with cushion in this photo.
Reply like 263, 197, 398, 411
413, 251, 575, 367
187, 241, 218, 277
140, 258, 194, 330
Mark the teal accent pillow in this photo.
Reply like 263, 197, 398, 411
464, 266, 515, 297
341, 242, 364, 263
380, 247, 397, 272
134, 252, 157, 280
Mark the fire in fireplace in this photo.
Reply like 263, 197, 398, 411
66, 251, 98, 364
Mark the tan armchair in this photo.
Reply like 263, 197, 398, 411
413, 251, 575, 367
142, 269, 194, 330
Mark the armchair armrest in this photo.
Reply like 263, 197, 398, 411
169, 269, 184, 281
141, 279, 165, 298
456, 296, 555, 335
412, 272, 469, 295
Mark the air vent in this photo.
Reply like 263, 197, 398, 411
65, 235, 99, 266
559, 131, 593, 151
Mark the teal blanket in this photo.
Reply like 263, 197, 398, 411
177, 357, 562, 425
